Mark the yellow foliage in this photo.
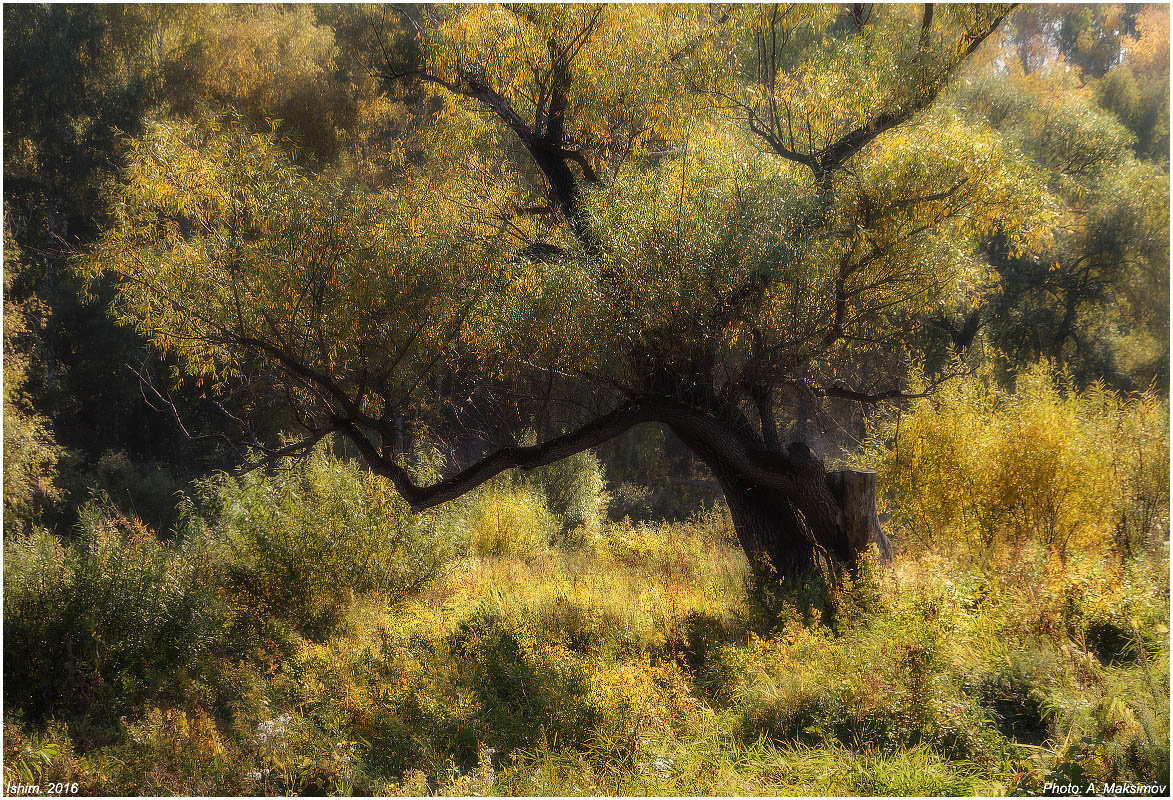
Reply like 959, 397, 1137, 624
465, 483, 558, 556
858, 360, 1169, 559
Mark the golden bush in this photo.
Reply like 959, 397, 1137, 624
858, 361, 1169, 559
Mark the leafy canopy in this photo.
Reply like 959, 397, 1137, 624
86, 4, 1056, 494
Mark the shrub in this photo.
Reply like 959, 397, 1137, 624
1097, 386, 1170, 559
1084, 617, 1143, 665
449, 609, 599, 757
1, 399, 63, 536
609, 482, 655, 521
966, 649, 1058, 744
463, 482, 557, 557
531, 593, 620, 654
858, 360, 1169, 560
1057, 564, 1167, 665
190, 446, 459, 638
524, 450, 609, 537
83, 449, 184, 533
1014, 676, 1171, 791
3, 239, 64, 536
117, 707, 237, 795
3, 506, 228, 727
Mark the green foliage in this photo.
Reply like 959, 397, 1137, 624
84, 110, 498, 437
3, 6, 241, 535
3, 444, 460, 739
2, 728, 62, 789
728, 615, 998, 759
2, 330, 64, 535
1014, 652, 1171, 792
1058, 562, 1169, 666
165, 6, 359, 163
3, 3, 410, 534
448, 608, 600, 755
461, 447, 611, 551
858, 361, 1169, 559
1093, 5, 1170, 163
523, 449, 608, 537
597, 425, 719, 522
4, 5, 159, 227
80, 5, 1059, 524
190, 446, 459, 637
3, 506, 228, 727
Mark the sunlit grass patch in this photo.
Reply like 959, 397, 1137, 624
3, 486, 1168, 796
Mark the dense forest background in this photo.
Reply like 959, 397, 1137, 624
3, 4, 1170, 795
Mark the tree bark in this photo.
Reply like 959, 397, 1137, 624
671, 424, 882, 587
714, 459, 891, 587
827, 468, 893, 562
718, 471, 826, 585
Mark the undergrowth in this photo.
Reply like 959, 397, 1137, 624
4, 492, 1168, 795
4, 377, 1170, 797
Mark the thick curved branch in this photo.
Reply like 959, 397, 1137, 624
334, 387, 827, 513
341, 400, 662, 510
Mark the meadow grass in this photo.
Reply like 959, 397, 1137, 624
4, 504, 1168, 796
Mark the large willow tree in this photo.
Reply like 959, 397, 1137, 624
87, 4, 1053, 583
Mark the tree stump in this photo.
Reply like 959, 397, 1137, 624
828, 468, 892, 563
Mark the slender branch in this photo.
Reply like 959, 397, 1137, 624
814, 5, 1014, 172
747, 5, 1015, 178
919, 4, 935, 51
126, 360, 334, 468
375, 13, 602, 251
237, 429, 337, 472
807, 364, 975, 404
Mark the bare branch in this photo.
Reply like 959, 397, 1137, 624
806, 363, 975, 404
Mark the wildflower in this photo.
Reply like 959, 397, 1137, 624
254, 714, 291, 744
474, 742, 497, 788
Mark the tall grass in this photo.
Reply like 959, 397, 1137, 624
3, 377, 1169, 795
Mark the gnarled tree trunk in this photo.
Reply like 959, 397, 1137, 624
676, 427, 891, 586
349, 397, 890, 589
